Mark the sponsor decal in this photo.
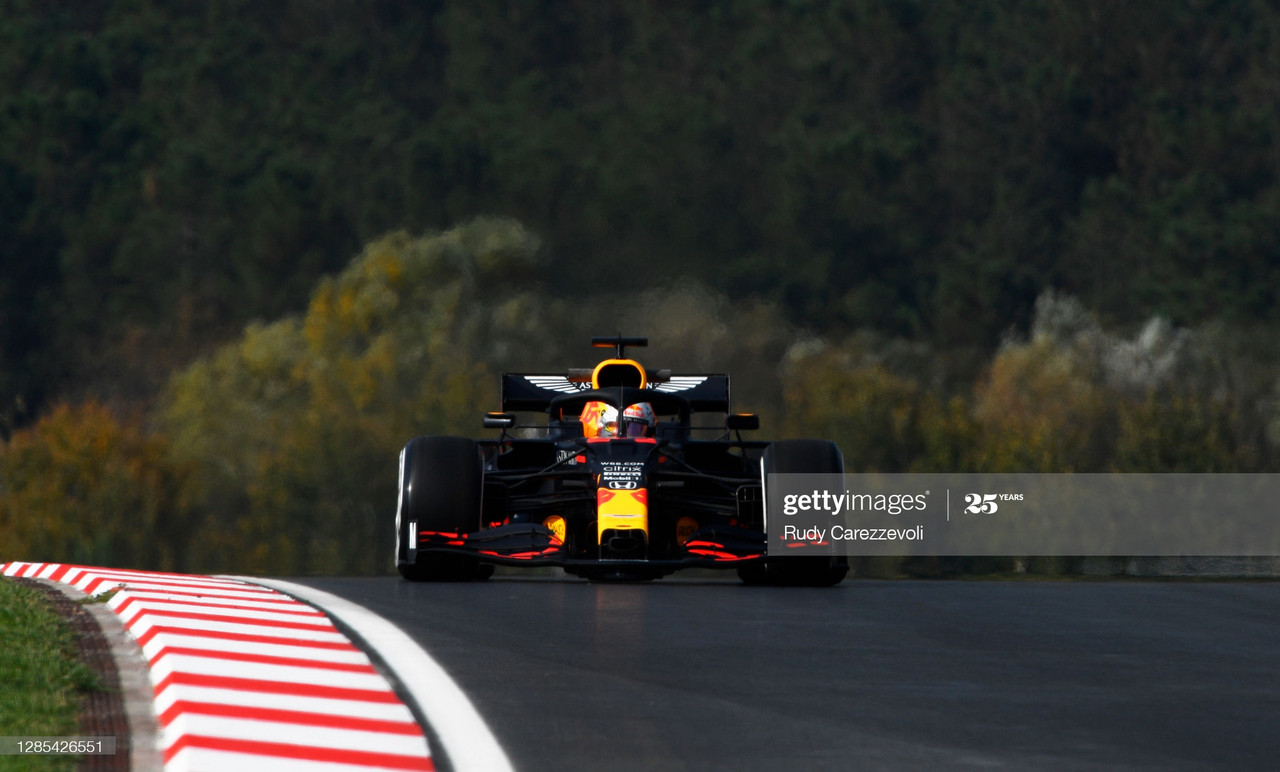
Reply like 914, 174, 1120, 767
676, 517, 699, 545
542, 515, 567, 542
524, 376, 587, 393
654, 376, 708, 393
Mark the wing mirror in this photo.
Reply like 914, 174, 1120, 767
725, 413, 759, 432
483, 412, 517, 430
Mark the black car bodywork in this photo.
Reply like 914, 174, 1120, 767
394, 337, 847, 585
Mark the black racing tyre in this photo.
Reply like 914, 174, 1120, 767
738, 439, 849, 587
395, 435, 493, 581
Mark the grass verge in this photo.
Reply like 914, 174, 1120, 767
0, 578, 100, 771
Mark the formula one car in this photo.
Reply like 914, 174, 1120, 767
394, 336, 848, 585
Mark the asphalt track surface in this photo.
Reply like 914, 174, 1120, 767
296, 576, 1280, 771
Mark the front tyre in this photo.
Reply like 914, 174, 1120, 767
395, 436, 493, 581
740, 439, 850, 587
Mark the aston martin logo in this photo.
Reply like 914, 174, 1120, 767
653, 376, 708, 393
523, 374, 709, 394
523, 376, 588, 393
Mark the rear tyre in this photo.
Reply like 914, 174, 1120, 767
395, 436, 492, 581
739, 439, 849, 587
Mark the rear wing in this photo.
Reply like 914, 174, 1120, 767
501, 372, 731, 413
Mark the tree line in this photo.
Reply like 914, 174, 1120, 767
3, 0, 1280, 431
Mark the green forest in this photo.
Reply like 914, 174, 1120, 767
2, 1, 1279, 574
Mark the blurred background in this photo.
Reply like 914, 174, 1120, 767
3, 1, 1278, 574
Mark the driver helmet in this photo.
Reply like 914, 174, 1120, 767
580, 401, 656, 438
620, 402, 656, 437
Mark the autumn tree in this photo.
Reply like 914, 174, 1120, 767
0, 402, 183, 569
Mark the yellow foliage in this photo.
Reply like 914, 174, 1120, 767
1113, 393, 1240, 472
0, 402, 181, 569
971, 338, 1114, 472
159, 218, 544, 574
783, 348, 925, 471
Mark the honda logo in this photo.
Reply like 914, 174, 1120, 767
607, 480, 639, 490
